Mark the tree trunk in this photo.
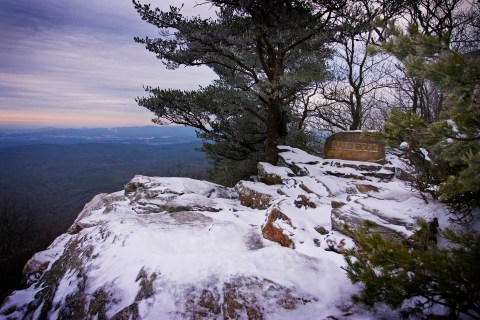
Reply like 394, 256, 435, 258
265, 99, 282, 164
349, 94, 362, 130
412, 80, 420, 115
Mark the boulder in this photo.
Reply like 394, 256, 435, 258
331, 201, 346, 209
294, 195, 316, 209
235, 181, 277, 210
257, 162, 293, 185
261, 207, 295, 248
314, 226, 329, 235
324, 132, 385, 162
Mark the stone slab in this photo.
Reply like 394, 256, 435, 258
324, 132, 385, 162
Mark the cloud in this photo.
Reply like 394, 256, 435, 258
0, 0, 217, 128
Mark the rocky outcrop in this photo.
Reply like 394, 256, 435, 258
182, 275, 316, 319
294, 195, 317, 208
355, 184, 379, 193
331, 206, 411, 242
123, 176, 235, 214
1, 146, 448, 320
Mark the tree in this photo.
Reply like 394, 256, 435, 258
344, 220, 480, 318
133, 0, 347, 164
314, 0, 402, 131
376, 0, 480, 220
380, 0, 479, 122
343, 2, 480, 317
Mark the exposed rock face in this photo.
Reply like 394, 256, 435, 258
181, 275, 315, 319
322, 160, 395, 181
124, 176, 235, 214
324, 131, 385, 162
1, 146, 448, 320
294, 195, 317, 209
257, 162, 293, 185
355, 184, 379, 193
331, 208, 407, 242
314, 226, 329, 235
261, 207, 295, 248
234, 180, 277, 209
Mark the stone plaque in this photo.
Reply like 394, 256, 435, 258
324, 132, 385, 162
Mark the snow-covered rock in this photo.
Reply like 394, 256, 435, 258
261, 206, 295, 249
1, 147, 450, 320
257, 162, 294, 185
234, 180, 278, 210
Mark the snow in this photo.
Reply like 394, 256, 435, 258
420, 147, 432, 162
0, 147, 453, 320
447, 119, 459, 134
447, 119, 467, 139
278, 145, 321, 164
258, 161, 294, 177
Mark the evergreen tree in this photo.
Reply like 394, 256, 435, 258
344, 221, 480, 318
344, 3, 480, 317
133, 0, 344, 165
381, 46, 480, 221
378, 0, 480, 220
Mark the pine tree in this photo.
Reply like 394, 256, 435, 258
133, 0, 342, 165
344, 220, 480, 318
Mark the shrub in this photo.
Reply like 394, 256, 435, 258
343, 221, 480, 318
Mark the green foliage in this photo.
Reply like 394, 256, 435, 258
208, 158, 258, 187
346, 2, 480, 317
344, 221, 480, 318
381, 36, 480, 220
133, 0, 336, 164
422, 50, 480, 220
383, 109, 427, 148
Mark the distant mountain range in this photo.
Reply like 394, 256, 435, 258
0, 126, 200, 148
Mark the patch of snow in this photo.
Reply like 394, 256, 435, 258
446, 119, 466, 138
259, 161, 294, 177
419, 148, 432, 162
399, 141, 409, 150
278, 145, 321, 164
447, 119, 460, 134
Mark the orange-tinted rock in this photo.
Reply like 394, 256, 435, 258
324, 132, 385, 162
355, 184, 379, 193
261, 208, 295, 248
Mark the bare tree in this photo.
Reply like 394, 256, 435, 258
310, 0, 403, 131
383, 0, 480, 122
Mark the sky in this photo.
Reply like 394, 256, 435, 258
0, 0, 216, 129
